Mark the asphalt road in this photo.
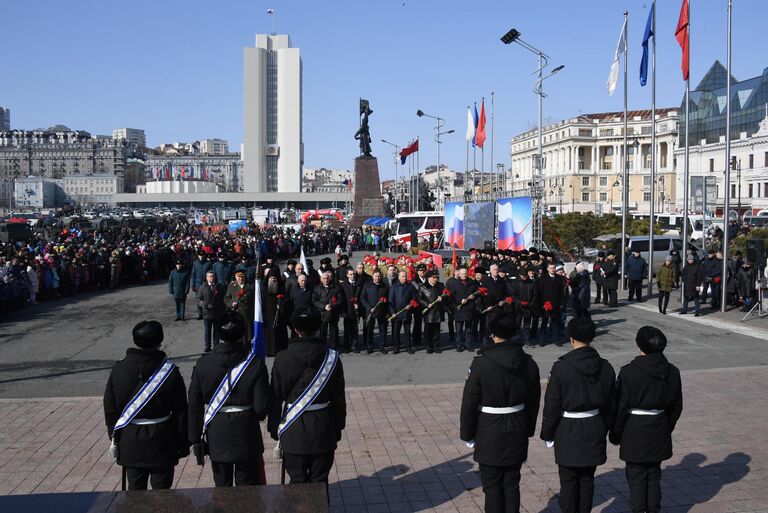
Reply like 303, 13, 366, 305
1, 273, 766, 399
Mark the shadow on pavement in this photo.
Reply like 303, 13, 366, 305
537, 452, 751, 512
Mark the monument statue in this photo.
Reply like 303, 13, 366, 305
354, 98, 373, 158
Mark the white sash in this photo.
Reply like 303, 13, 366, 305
277, 349, 338, 438
202, 352, 256, 432
113, 359, 176, 432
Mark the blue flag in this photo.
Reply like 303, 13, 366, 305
640, 2, 654, 87
472, 103, 479, 148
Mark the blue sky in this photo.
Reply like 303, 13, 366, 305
2, 1, 766, 181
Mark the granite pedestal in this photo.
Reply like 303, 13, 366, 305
0, 484, 328, 513
348, 156, 386, 228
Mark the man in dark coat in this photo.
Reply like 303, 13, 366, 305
268, 307, 346, 488
410, 264, 429, 347
168, 259, 191, 321
509, 266, 538, 345
388, 270, 418, 354
188, 315, 271, 487
479, 264, 508, 346
679, 254, 703, 316
447, 267, 479, 352
257, 253, 280, 281
600, 252, 619, 307
569, 262, 591, 318
191, 252, 212, 319
460, 315, 541, 513
260, 270, 290, 356
288, 273, 313, 318
213, 253, 233, 287
103, 321, 188, 490
592, 252, 605, 304
360, 270, 389, 353
418, 270, 444, 353
224, 270, 255, 342
625, 249, 648, 302
334, 254, 352, 284
541, 316, 616, 513
538, 263, 567, 346
699, 249, 721, 308
340, 267, 362, 353
610, 326, 683, 513
312, 270, 344, 349
197, 270, 227, 352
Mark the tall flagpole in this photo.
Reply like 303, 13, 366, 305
416, 138, 420, 211
681, 0, 691, 301
647, 0, 657, 297
491, 92, 495, 200
466, 106, 470, 203
721, 0, 733, 312
621, 10, 629, 292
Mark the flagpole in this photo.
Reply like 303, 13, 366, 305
473, 147, 477, 202
416, 138, 420, 211
681, 0, 691, 301
647, 0, 657, 298
621, 10, 629, 292
721, 0, 733, 312
491, 91, 495, 200
465, 135, 469, 202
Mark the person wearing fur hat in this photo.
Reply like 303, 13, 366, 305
224, 270, 255, 343
460, 315, 541, 513
610, 327, 682, 513
541, 316, 616, 513
188, 313, 271, 487
103, 321, 189, 490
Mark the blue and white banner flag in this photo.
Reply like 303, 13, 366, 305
252, 279, 266, 358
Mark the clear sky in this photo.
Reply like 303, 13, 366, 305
2, 0, 766, 182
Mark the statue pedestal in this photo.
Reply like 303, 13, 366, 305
349, 156, 386, 228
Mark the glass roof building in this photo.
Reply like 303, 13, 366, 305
680, 61, 768, 147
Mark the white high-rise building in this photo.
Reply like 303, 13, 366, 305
112, 128, 146, 147
243, 34, 303, 193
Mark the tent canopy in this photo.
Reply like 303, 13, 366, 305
362, 217, 392, 227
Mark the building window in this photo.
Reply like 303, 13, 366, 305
749, 154, 754, 169
748, 184, 753, 198
731, 184, 736, 198
643, 175, 652, 186
581, 192, 590, 202
599, 192, 608, 202
599, 176, 608, 187
764, 152, 768, 167
709, 158, 714, 172
582, 177, 590, 186
643, 192, 652, 202
764, 182, 768, 197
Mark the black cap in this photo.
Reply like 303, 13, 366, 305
426, 269, 439, 278
286, 259, 296, 266
474, 267, 485, 275
218, 313, 245, 343
176, 259, 184, 265
292, 306, 322, 335
320, 257, 332, 265
132, 320, 164, 349
636, 326, 667, 354
567, 315, 596, 344
339, 254, 349, 261
597, 251, 605, 258
416, 264, 427, 271
488, 315, 518, 340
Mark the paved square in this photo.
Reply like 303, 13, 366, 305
0, 366, 765, 512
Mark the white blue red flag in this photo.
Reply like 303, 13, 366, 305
252, 279, 266, 358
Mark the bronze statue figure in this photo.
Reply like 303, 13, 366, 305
354, 98, 373, 158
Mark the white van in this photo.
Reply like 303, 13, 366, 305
626, 236, 685, 275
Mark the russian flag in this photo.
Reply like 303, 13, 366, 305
252, 279, 266, 358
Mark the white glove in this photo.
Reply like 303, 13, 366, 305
545, 440, 555, 448
465, 440, 476, 449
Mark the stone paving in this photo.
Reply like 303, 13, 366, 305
0, 365, 766, 512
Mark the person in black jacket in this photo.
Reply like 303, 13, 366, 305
187, 314, 271, 487
312, 271, 345, 349
103, 321, 189, 490
197, 271, 227, 352
388, 270, 418, 354
679, 254, 703, 316
268, 307, 346, 489
600, 252, 619, 307
541, 316, 616, 513
509, 267, 538, 346
610, 326, 683, 513
538, 263, 567, 346
418, 270, 444, 353
460, 315, 541, 513
340, 267, 362, 353
448, 267, 479, 352
360, 270, 390, 354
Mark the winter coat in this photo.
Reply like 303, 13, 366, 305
388, 280, 417, 322
213, 260, 233, 286
447, 278, 479, 322
288, 285, 314, 315
196, 282, 227, 320
680, 263, 703, 299
601, 259, 619, 289
541, 347, 616, 467
360, 280, 389, 320
460, 342, 541, 466
736, 266, 758, 299
168, 269, 191, 299
340, 279, 362, 318
610, 353, 683, 463
509, 277, 538, 318
26, 266, 39, 293
569, 270, 591, 311
418, 281, 445, 324
267, 336, 346, 454
700, 256, 722, 279
188, 343, 270, 462
190, 259, 212, 289
592, 260, 604, 286
657, 264, 677, 293
625, 255, 648, 281
538, 273, 566, 317
103, 348, 189, 468
312, 283, 344, 322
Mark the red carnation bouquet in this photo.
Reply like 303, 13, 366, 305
543, 300, 554, 312
366, 296, 388, 323
237, 289, 246, 299
423, 288, 451, 314
274, 294, 285, 327
714, 276, 721, 284
504, 296, 514, 304
390, 299, 421, 321
458, 287, 488, 310
482, 295, 514, 315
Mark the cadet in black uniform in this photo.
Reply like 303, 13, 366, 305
541, 316, 616, 513
103, 321, 189, 490
460, 315, 541, 513
610, 326, 683, 513
268, 307, 346, 488
188, 314, 271, 487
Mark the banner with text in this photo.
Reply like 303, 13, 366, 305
463, 202, 496, 249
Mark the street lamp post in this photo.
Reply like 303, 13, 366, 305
501, 28, 564, 248
417, 110, 453, 210
381, 139, 400, 214
496, 163, 505, 199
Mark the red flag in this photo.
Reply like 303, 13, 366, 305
399, 138, 419, 164
451, 246, 457, 272
475, 100, 487, 148
675, 0, 690, 81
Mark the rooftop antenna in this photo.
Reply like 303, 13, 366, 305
267, 8, 276, 35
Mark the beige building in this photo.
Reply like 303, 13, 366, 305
509, 109, 679, 214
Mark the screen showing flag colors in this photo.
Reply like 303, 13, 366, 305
497, 197, 533, 251
463, 202, 495, 250
443, 201, 465, 249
